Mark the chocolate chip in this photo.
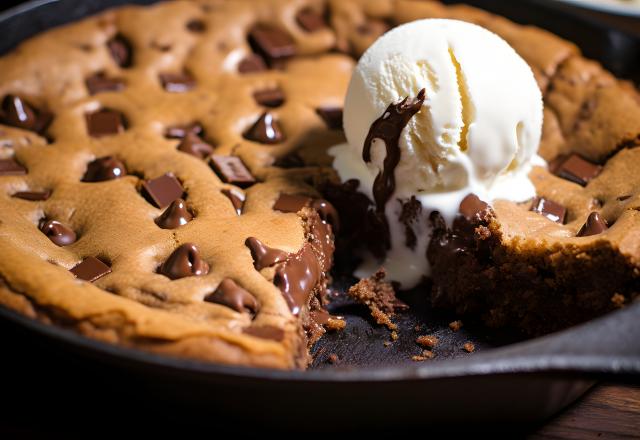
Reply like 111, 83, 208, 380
210, 155, 256, 188
221, 188, 245, 215
159, 243, 209, 279
141, 173, 184, 208
70, 257, 111, 282
530, 197, 566, 224
40, 219, 76, 246
248, 25, 295, 66
243, 112, 284, 144
459, 194, 489, 220
155, 198, 192, 229
577, 212, 608, 237
82, 156, 127, 182
243, 325, 285, 341
0, 158, 26, 176
205, 278, 258, 314
177, 133, 214, 159
85, 73, 125, 95
186, 19, 206, 33
1, 95, 51, 134
245, 237, 287, 270
165, 123, 203, 139
107, 34, 132, 68
12, 190, 51, 201
618, 195, 632, 202
85, 109, 125, 137
238, 54, 267, 74
316, 107, 343, 130
296, 8, 326, 32
159, 73, 196, 93
555, 154, 602, 186
253, 88, 285, 108
273, 194, 311, 213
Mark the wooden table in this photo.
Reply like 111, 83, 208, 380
530, 381, 640, 438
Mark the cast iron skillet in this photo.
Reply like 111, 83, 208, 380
0, 0, 639, 431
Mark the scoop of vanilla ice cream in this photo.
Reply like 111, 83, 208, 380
330, 19, 543, 288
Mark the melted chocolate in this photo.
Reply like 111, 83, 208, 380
274, 244, 321, 316
160, 243, 209, 279
245, 237, 287, 270
205, 278, 258, 314
363, 89, 425, 214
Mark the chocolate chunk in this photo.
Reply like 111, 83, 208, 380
248, 25, 295, 66
205, 278, 258, 314
274, 244, 321, 316
245, 237, 287, 270
159, 73, 196, 93
186, 19, 206, 33
296, 8, 326, 32
530, 197, 566, 224
159, 243, 209, 279
273, 193, 311, 213
316, 107, 343, 130
238, 54, 267, 74
243, 112, 284, 144
141, 173, 184, 208
165, 122, 203, 139
12, 190, 51, 201
577, 212, 608, 237
40, 219, 76, 246
221, 188, 245, 215
107, 34, 132, 68
243, 325, 285, 341
70, 257, 111, 282
210, 155, 256, 188
82, 156, 127, 182
1, 95, 51, 134
85, 109, 125, 137
177, 133, 214, 159
1, 95, 35, 129
155, 198, 192, 229
0, 158, 26, 176
555, 154, 602, 186
253, 88, 285, 108
85, 73, 125, 95
459, 194, 489, 220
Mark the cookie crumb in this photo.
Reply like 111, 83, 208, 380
412, 350, 434, 362
422, 349, 435, 359
328, 353, 339, 364
416, 335, 438, 348
611, 293, 625, 308
326, 317, 346, 331
449, 320, 463, 332
348, 268, 406, 331
383, 341, 392, 347
390, 330, 399, 341
463, 342, 475, 353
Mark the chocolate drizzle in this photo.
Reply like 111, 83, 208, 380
363, 89, 425, 213
362, 89, 425, 250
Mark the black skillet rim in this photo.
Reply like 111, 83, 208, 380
0, 0, 639, 384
